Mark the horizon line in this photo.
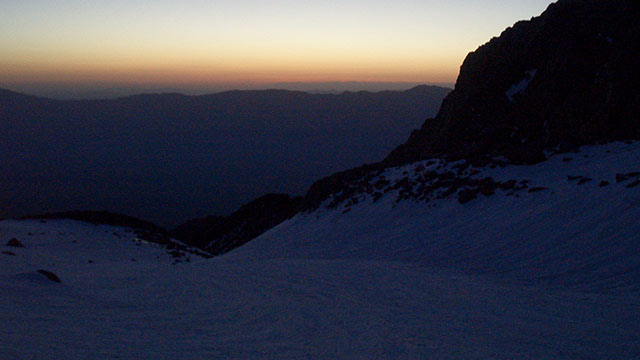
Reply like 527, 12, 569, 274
1, 81, 455, 101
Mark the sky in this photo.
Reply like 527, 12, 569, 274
0, 0, 554, 98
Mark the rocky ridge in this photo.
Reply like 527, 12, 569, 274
303, 0, 640, 211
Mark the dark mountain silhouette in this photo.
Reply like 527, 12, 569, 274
303, 0, 640, 210
171, 194, 302, 256
386, 0, 640, 165
0, 86, 449, 226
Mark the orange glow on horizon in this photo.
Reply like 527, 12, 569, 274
0, 56, 460, 88
0, 0, 554, 94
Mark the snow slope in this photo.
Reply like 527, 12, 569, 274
235, 141, 640, 294
1, 142, 639, 359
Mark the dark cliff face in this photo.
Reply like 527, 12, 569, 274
171, 194, 302, 255
386, 0, 640, 165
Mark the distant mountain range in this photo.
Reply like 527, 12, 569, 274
2, 81, 453, 100
0, 85, 450, 226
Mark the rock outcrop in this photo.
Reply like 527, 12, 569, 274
6, 238, 24, 248
36, 269, 62, 283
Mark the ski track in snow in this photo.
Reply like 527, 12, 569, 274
1, 141, 640, 359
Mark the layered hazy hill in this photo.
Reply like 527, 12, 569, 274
0, 85, 450, 226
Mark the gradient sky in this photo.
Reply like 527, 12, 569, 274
1, 0, 554, 96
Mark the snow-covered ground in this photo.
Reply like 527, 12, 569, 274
2, 141, 639, 359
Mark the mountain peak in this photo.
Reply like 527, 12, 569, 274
385, 0, 640, 165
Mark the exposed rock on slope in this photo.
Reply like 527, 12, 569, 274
36, 269, 62, 283
6, 238, 25, 248
386, 0, 640, 165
